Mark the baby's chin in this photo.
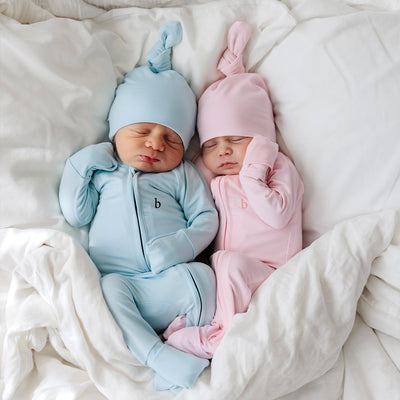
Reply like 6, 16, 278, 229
128, 159, 181, 173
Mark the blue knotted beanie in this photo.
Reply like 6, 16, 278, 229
108, 21, 196, 150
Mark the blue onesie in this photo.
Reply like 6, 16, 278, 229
59, 21, 218, 391
59, 143, 218, 389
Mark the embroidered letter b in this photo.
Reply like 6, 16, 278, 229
241, 198, 248, 209
154, 198, 161, 208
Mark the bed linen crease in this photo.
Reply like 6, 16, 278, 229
1, 1, 400, 399
1, 210, 400, 399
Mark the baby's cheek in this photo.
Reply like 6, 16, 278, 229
202, 153, 213, 169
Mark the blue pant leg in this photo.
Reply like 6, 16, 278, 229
101, 272, 210, 389
183, 262, 216, 328
100, 273, 159, 364
128, 264, 212, 331
129, 263, 216, 331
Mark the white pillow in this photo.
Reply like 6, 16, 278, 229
259, 8, 400, 245
0, 15, 117, 244
86, 0, 215, 10
0, 1, 295, 246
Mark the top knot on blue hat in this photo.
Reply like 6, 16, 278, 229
146, 21, 183, 73
108, 21, 196, 151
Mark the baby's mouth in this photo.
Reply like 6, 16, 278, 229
219, 162, 237, 169
140, 155, 160, 163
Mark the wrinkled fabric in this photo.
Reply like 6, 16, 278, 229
58, 143, 218, 388
166, 136, 304, 358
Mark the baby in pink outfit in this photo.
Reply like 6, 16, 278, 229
164, 21, 304, 359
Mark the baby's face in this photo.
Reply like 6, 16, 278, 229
114, 123, 184, 172
202, 136, 253, 175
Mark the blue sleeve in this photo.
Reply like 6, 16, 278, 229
145, 161, 219, 273
59, 142, 118, 227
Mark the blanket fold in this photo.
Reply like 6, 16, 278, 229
1, 210, 400, 399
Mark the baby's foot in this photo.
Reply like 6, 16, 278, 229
147, 342, 209, 389
166, 325, 217, 359
154, 374, 182, 393
163, 315, 186, 340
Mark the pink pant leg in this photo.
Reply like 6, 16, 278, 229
166, 251, 275, 359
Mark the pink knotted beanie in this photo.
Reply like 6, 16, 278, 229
197, 21, 276, 146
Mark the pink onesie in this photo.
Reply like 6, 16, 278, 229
165, 21, 304, 359
165, 135, 303, 358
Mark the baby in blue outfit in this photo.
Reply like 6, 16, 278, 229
59, 21, 218, 391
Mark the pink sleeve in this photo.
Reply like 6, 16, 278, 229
239, 136, 303, 229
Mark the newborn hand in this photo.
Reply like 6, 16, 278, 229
69, 142, 117, 177
240, 136, 278, 181
243, 135, 278, 167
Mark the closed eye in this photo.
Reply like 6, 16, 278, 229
229, 137, 246, 143
166, 134, 182, 145
203, 142, 217, 150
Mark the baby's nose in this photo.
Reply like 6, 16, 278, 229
147, 136, 165, 151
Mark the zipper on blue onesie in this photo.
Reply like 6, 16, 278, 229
129, 167, 151, 271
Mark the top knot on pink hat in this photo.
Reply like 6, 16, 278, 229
217, 21, 251, 76
197, 21, 276, 146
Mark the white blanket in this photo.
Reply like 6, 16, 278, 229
2, 210, 399, 400
2, 1, 400, 399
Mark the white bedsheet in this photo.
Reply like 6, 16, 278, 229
1, 210, 399, 399
1, 0, 400, 399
